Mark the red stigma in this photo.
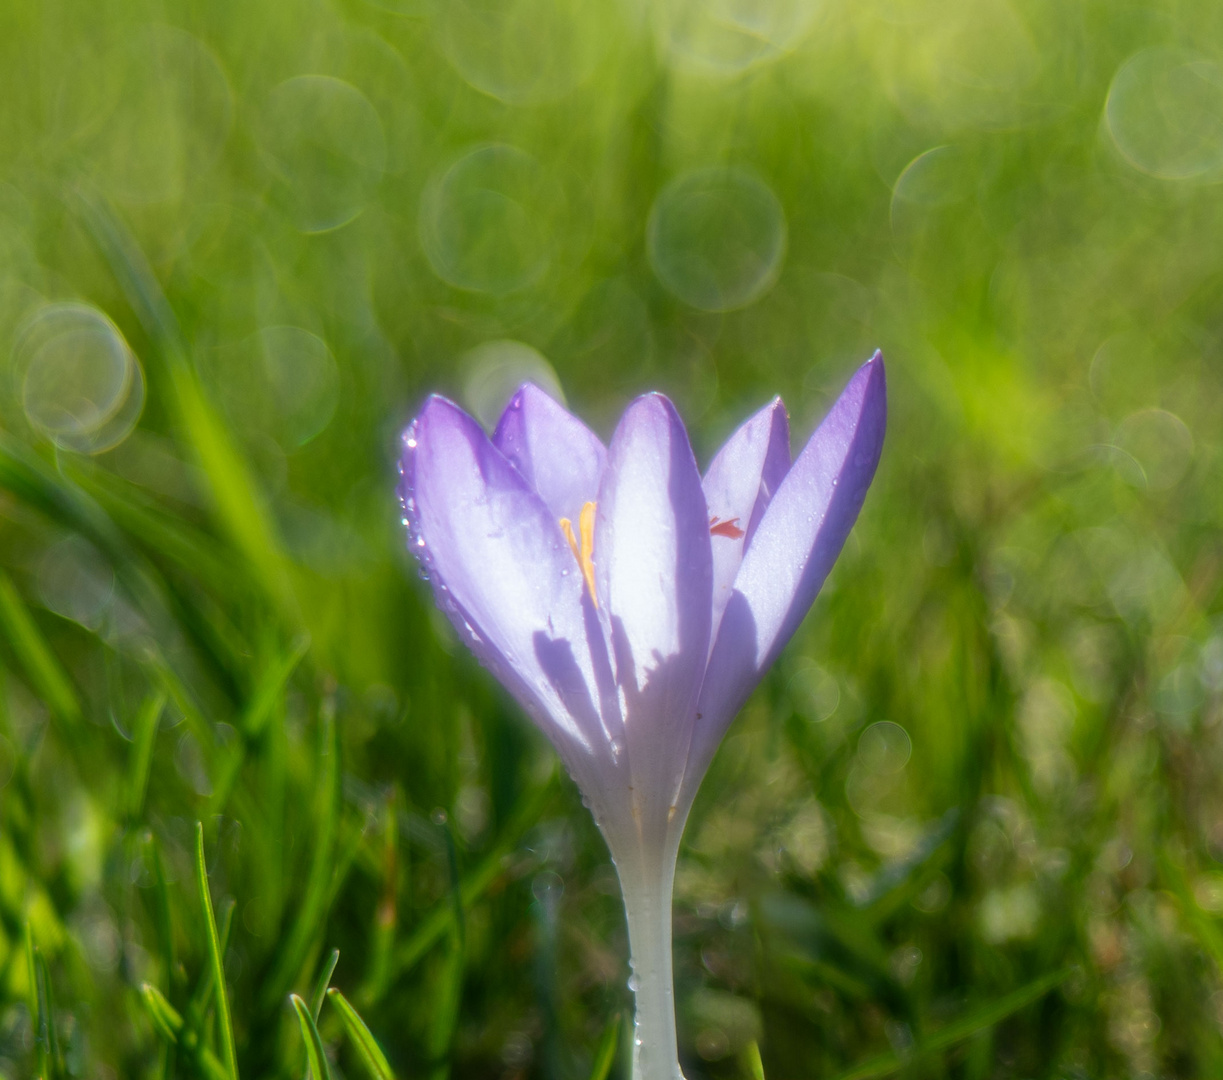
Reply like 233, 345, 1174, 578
709, 516, 745, 539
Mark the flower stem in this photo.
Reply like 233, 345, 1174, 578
613, 832, 686, 1080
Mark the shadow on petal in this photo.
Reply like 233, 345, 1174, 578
534, 629, 604, 750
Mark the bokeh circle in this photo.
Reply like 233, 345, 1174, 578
647, 166, 787, 312
1106, 48, 1223, 180
419, 144, 561, 294
260, 75, 387, 233
15, 303, 145, 454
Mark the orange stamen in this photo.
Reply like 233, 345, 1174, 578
709, 516, 745, 539
560, 501, 599, 607
560, 517, 580, 562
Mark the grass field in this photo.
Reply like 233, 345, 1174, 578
2, 1, 1223, 1077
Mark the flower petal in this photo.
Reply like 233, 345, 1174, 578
702, 397, 790, 641
595, 394, 713, 836
686, 353, 886, 800
401, 395, 614, 770
492, 382, 607, 523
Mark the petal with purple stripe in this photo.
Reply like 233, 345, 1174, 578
685, 353, 886, 802
402, 395, 610, 769
595, 393, 713, 835
702, 397, 790, 640
493, 382, 606, 523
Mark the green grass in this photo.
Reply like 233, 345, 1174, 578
2, 0, 1223, 1077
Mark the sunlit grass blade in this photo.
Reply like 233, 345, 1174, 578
72, 189, 298, 622
141, 982, 184, 1044
742, 1040, 765, 1080
310, 949, 340, 1021
326, 988, 396, 1080
0, 571, 81, 732
182, 894, 234, 1064
291, 994, 333, 1080
588, 1012, 621, 1080
828, 967, 1071, 1080
126, 692, 166, 822
195, 822, 240, 1080
140, 980, 230, 1080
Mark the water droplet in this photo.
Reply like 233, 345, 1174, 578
406, 437, 418, 449
416, 537, 426, 548
627, 974, 640, 992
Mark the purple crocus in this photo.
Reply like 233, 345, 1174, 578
399, 353, 886, 1080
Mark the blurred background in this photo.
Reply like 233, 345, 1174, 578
0, 0, 1222, 1076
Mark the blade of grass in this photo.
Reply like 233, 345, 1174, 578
187, 898, 235, 1027
127, 692, 166, 822
140, 831, 177, 987
0, 434, 186, 661
206, 635, 311, 820
310, 950, 341, 1022
141, 982, 184, 1044
139, 982, 230, 1080
0, 571, 81, 732
71, 189, 298, 622
26, 923, 51, 1080
260, 698, 340, 1008
742, 1040, 765, 1080
588, 1012, 621, 1080
827, 967, 1070, 1080
35, 949, 62, 1076
291, 994, 333, 1080
439, 817, 464, 951
1161, 853, 1223, 974
64, 463, 244, 598
327, 988, 396, 1080
359, 793, 400, 1007
243, 636, 310, 739
424, 938, 464, 1080
195, 822, 239, 1080
392, 771, 555, 979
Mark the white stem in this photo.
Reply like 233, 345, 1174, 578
610, 828, 687, 1080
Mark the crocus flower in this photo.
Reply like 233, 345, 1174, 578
398, 352, 886, 1080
